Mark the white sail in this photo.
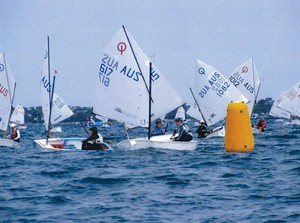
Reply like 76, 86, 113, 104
187, 60, 248, 126
227, 58, 260, 114
175, 106, 186, 120
93, 28, 183, 128
51, 93, 73, 125
40, 48, 51, 130
10, 103, 25, 125
0, 53, 16, 131
269, 92, 291, 119
277, 81, 300, 117
40, 39, 73, 131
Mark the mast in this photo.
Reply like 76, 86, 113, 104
148, 62, 152, 140
251, 58, 261, 117
46, 36, 52, 142
189, 87, 208, 125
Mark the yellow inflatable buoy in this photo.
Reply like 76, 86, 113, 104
224, 102, 254, 152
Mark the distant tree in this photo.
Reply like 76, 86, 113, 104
253, 97, 274, 115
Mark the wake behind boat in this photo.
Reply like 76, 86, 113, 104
93, 26, 197, 151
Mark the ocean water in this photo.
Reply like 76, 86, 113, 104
1, 119, 300, 222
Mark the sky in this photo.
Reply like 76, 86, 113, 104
1, 0, 299, 107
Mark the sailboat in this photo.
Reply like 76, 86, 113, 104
175, 106, 186, 121
92, 26, 197, 151
269, 92, 291, 120
10, 103, 27, 129
0, 53, 20, 148
34, 37, 112, 150
276, 81, 300, 125
187, 60, 248, 138
227, 58, 261, 116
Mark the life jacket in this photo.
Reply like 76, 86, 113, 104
261, 121, 266, 129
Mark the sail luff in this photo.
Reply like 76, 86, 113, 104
46, 36, 52, 141
122, 25, 151, 101
148, 62, 152, 140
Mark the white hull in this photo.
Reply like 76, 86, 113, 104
291, 119, 300, 126
50, 126, 62, 133
205, 126, 225, 138
34, 137, 84, 150
205, 126, 260, 138
115, 134, 197, 151
0, 138, 20, 148
34, 137, 113, 151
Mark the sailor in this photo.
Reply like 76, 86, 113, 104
88, 115, 96, 124
171, 117, 193, 141
152, 118, 165, 136
256, 117, 266, 132
10, 124, 20, 143
81, 127, 105, 150
196, 120, 210, 138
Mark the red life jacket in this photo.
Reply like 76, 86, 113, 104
261, 121, 266, 129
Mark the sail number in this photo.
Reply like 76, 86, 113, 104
99, 63, 113, 87
210, 73, 230, 97
198, 72, 230, 98
228, 72, 254, 94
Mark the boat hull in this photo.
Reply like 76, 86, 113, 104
0, 138, 20, 148
50, 126, 62, 133
85, 121, 111, 128
116, 134, 197, 151
34, 137, 113, 151
205, 126, 225, 138
205, 126, 259, 138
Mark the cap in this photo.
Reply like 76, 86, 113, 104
200, 120, 205, 124
10, 123, 17, 128
155, 118, 162, 124
89, 126, 98, 134
175, 117, 182, 122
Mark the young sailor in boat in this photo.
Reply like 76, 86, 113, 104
10, 124, 20, 143
151, 118, 165, 136
87, 115, 96, 124
256, 117, 266, 132
196, 120, 210, 138
81, 127, 106, 150
171, 117, 193, 141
